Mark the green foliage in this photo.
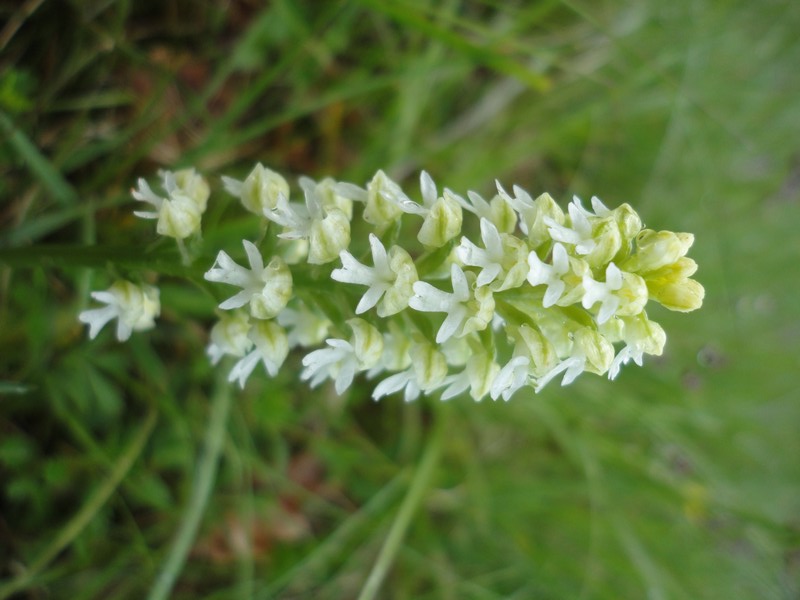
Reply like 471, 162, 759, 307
1, 0, 799, 599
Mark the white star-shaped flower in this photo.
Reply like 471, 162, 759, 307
545, 199, 596, 255
332, 234, 397, 314
608, 345, 644, 380
78, 280, 160, 341
409, 264, 471, 344
582, 262, 623, 324
456, 218, 506, 287
527, 243, 570, 307
228, 321, 289, 388
490, 356, 531, 401
534, 355, 585, 392
301, 339, 359, 395
204, 240, 292, 319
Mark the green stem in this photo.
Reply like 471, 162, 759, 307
0, 409, 157, 600
356, 405, 446, 600
146, 375, 233, 600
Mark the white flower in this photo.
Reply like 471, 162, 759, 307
79, 280, 160, 341
496, 181, 536, 235
228, 320, 289, 388
534, 355, 585, 392
385, 172, 462, 247
276, 302, 330, 348
207, 311, 252, 365
301, 339, 359, 394
301, 319, 383, 394
409, 264, 494, 344
582, 262, 623, 324
373, 369, 423, 402
490, 356, 531, 401
535, 327, 613, 390
132, 169, 208, 239
263, 179, 350, 264
332, 233, 417, 316
545, 199, 596, 255
456, 218, 505, 287
265, 191, 313, 239
372, 342, 447, 402
608, 345, 643, 380
527, 243, 572, 307
440, 351, 500, 401
449, 189, 517, 234
222, 163, 289, 215
571, 195, 611, 218
204, 240, 292, 319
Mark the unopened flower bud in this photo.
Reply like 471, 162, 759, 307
249, 256, 292, 319
623, 230, 695, 274
411, 342, 448, 390
316, 177, 354, 220
380, 246, 419, 316
207, 311, 252, 364
418, 192, 463, 248
572, 327, 614, 375
466, 351, 501, 401
584, 218, 622, 268
237, 163, 290, 214
308, 208, 351, 264
514, 324, 558, 377
489, 194, 518, 234
173, 168, 210, 212
249, 320, 289, 377
365, 170, 404, 228
156, 194, 203, 239
347, 318, 384, 370
527, 193, 565, 249
648, 277, 705, 312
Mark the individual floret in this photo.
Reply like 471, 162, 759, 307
79, 280, 160, 341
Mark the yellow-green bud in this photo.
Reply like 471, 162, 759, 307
347, 318, 384, 370
515, 324, 558, 377
585, 218, 622, 268
411, 342, 448, 390
528, 193, 565, 249
489, 194, 518, 234
308, 208, 351, 264
173, 168, 210, 212
648, 277, 705, 312
156, 195, 203, 239
555, 256, 590, 307
573, 327, 614, 375
364, 169, 404, 229
623, 230, 695, 274
240, 163, 290, 214
461, 277, 495, 337
467, 351, 501, 401
249, 319, 289, 376
493, 234, 530, 291
316, 177, 354, 220
418, 192, 463, 248
615, 272, 648, 317
250, 256, 292, 319
379, 246, 419, 317
612, 203, 643, 242
621, 313, 666, 356
209, 311, 251, 362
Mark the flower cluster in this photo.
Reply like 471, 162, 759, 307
80, 163, 704, 401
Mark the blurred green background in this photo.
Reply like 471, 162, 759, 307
1, 1, 799, 598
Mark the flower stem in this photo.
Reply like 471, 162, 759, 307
146, 373, 233, 600
356, 404, 446, 600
